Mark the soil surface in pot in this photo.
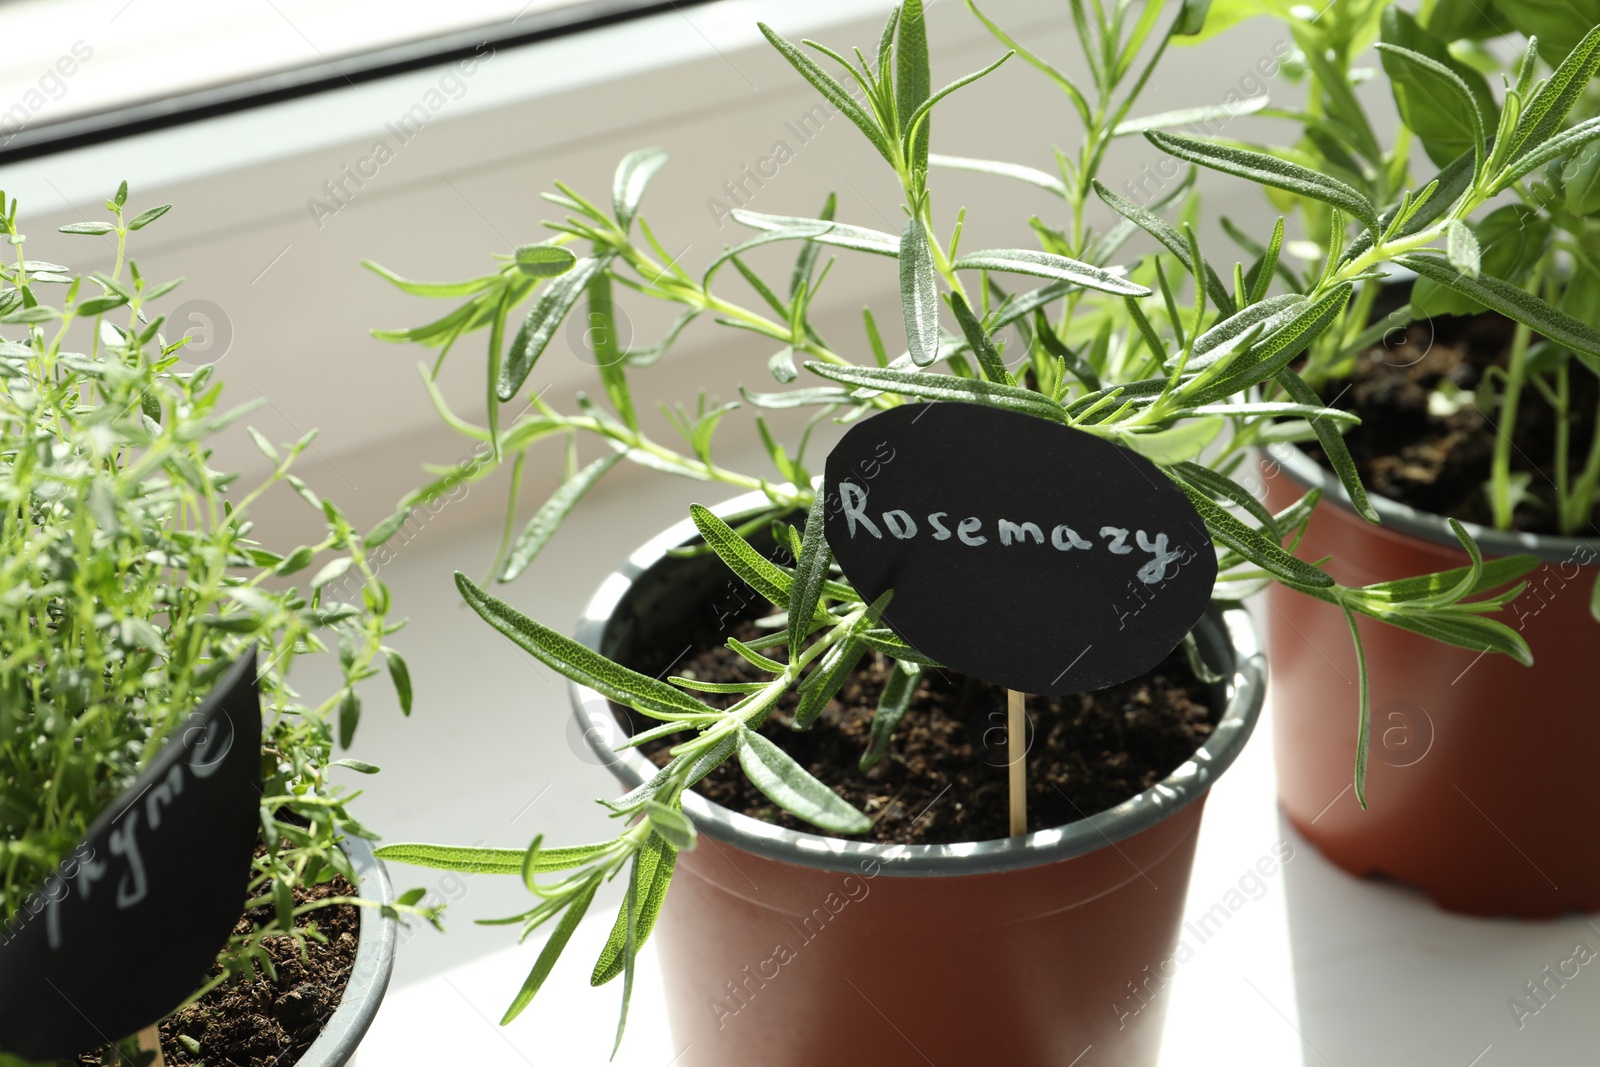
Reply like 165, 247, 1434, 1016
155, 863, 359, 1067
1305, 307, 1597, 533
629, 620, 1215, 845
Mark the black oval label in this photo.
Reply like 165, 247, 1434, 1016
0, 655, 262, 1060
822, 402, 1216, 695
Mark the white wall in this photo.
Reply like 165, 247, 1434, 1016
2, 0, 1309, 554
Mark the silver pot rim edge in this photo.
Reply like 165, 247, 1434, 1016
570, 488, 1266, 879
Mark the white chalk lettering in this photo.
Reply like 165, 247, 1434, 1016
108, 811, 148, 909
883, 509, 917, 539
831, 489, 1181, 583
1136, 531, 1183, 584
840, 482, 882, 540
1052, 525, 1091, 551
998, 520, 1044, 546
1101, 527, 1132, 554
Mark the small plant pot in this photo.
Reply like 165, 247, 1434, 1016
1262, 444, 1600, 918
289, 835, 398, 1067
570, 490, 1265, 1067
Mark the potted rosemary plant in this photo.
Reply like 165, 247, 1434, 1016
0, 188, 435, 1066
1190, 0, 1600, 916
370, 1, 1535, 1062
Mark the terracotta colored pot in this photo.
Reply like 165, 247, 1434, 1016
1262, 444, 1600, 918
571, 490, 1266, 1067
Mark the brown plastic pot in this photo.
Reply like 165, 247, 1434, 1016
571, 490, 1265, 1067
1262, 444, 1600, 918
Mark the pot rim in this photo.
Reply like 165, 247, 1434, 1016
1266, 442, 1598, 563
570, 488, 1266, 878
297, 834, 397, 1066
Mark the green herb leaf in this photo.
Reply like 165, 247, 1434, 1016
514, 244, 578, 278
1275, 366, 1378, 523
896, 0, 932, 169
1091, 180, 1234, 312
948, 291, 1011, 384
795, 591, 890, 730
768, 346, 799, 383
790, 191, 838, 300
585, 271, 636, 429
758, 23, 897, 165
952, 248, 1149, 296
1172, 461, 1281, 538
805, 362, 1066, 421
643, 800, 696, 852
928, 154, 1069, 198
1444, 219, 1480, 276
1145, 131, 1380, 232
612, 147, 669, 233
1184, 293, 1308, 371
737, 727, 873, 834
1355, 605, 1533, 665
1186, 283, 1352, 404
688, 505, 817, 618
1512, 24, 1600, 158
860, 660, 922, 770
1495, 116, 1600, 188
274, 545, 315, 576
501, 871, 602, 1024
731, 209, 901, 256
740, 385, 855, 409
311, 557, 352, 591
456, 572, 712, 720
592, 833, 677, 986
339, 688, 361, 748
1400, 253, 1600, 365
1377, 9, 1495, 167
1362, 553, 1537, 604
788, 492, 833, 661
1342, 605, 1371, 810
900, 217, 941, 367
900, 51, 1015, 161
1563, 145, 1600, 218
1114, 95, 1268, 138
499, 256, 608, 401
362, 260, 504, 297
1121, 417, 1224, 464
1166, 472, 1333, 588
1173, 0, 1214, 35
365, 507, 412, 548
126, 204, 172, 231
386, 648, 413, 715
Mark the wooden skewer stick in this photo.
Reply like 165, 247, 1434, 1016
137, 1025, 167, 1067
1008, 688, 1027, 837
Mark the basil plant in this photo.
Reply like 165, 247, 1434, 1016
1202, 0, 1600, 538
370, 0, 1541, 1047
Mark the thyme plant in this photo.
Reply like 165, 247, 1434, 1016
0, 187, 436, 1065
372, 1, 1549, 1047
1204, 0, 1600, 538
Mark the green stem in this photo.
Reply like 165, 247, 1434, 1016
1567, 389, 1600, 535
1491, 317, 1534, 530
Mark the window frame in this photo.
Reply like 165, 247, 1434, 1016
0, 0, 714, 165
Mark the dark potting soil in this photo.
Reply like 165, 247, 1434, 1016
630, 620, 1216, 845
1304, 307, 1598, 534
155, 872, 359, 1067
